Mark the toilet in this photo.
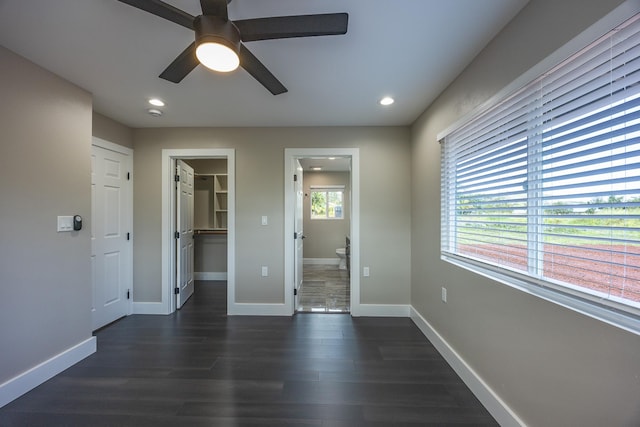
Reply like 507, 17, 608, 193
336, 247, 347, 270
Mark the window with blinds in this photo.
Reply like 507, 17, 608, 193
441, 13, 640, 324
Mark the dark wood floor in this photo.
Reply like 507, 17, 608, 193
0, 281, 497, 426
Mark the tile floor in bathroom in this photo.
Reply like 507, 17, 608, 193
297, 264, 350, 313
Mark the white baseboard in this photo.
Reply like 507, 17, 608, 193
353, 304, 411, 317
0, 336, 96, 408
228, 303, 290, 316
410, 307, 525, 427
194, 272, 227, 281
132, 302, 168, 315
304, 258, 340, 265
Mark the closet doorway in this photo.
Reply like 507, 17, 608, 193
161, 149, 235, 315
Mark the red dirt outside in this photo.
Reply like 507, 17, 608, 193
458, 244, 640, 303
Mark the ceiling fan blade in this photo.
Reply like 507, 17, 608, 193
239, 45, 287, 95
159, 42, 199, 83
117, 0, 194, 30
199, 0, 228, 20
235, 13, 348, 42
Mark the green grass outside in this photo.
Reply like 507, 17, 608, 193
456, 206, 640, 246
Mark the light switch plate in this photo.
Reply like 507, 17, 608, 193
261, 266, 268, 277
261, 216, 268, 226
57, 216, 74, 232
363, 266, 370, 277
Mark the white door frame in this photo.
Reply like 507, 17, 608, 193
284, 148, 361, 316
161, 149, 235, 315
91, 137, 134, 321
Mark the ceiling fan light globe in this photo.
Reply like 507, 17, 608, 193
196, 42, 240, 72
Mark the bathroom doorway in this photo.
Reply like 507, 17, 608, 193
284, 148, 360, 316
297, 158, 351, 313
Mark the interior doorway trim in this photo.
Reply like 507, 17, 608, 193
284, 148, 361, 316
161, 148, 235, 315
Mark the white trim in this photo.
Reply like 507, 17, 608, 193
437, 0, 640, 141
91, 137, 133, 156
162, 149, 236, 315
410, 307, 525, 427
132, 302, 168, 315
0, 337, 96, 408
194, 272, 227, 281
91, 137, 134, 318
284, 148, 360, 316
355, 304, 411, 317
228, 303, 290, 316
303, 258, 340, 265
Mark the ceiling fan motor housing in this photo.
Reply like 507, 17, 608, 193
194, 15, 241, 55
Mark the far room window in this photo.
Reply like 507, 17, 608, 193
311, 186, 344, 219
440, 13, 640, 331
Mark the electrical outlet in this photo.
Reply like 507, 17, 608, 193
261, 266, 268, 277
363, 266, 370, 277
441, 287, 447, 303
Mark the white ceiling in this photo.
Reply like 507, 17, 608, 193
0, 0, 528, 128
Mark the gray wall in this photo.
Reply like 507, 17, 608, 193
92, 111, 133, 149
303, 172, 351, 259
0, 46, 93, 383
194, 235, 227, 273
132, 127, 411, 305
411, 0, 640, 425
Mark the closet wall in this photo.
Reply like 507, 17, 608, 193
186, 158, 228, 280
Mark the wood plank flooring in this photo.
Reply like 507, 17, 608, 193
298, 264, 350, 313
0, 281, 498, 426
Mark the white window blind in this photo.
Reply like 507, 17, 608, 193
441, 13, 640, 321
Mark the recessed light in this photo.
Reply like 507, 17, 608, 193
148, 98, 165, 107
379, 96, 395, 106
311, 167, 322, 171
328, 157, 336, 160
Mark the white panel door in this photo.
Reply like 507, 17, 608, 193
91, 144, 132, 330
294, 160, 304, 311
176, 159, 195, 309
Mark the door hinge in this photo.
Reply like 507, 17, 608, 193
127, 289, 130, 300
174, 287, 180, 295
174, 231, 180, 239
127, 172, 131, 181
294, 232, 297, 239
175, 174, 180, 182
126, 232, 130, 241
293, 174, 298, 182
294, 288, 297, 296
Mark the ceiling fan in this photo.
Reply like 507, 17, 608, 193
117, 0, 349, 95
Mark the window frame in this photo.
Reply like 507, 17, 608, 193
438, 8, 640, 335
